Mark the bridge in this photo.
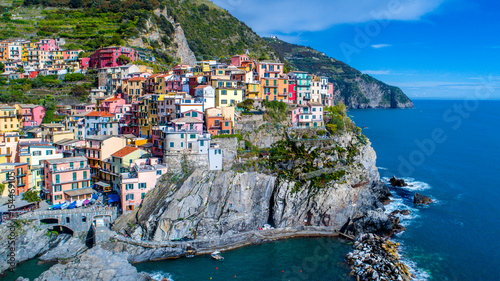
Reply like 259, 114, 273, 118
21, 206, 118, 238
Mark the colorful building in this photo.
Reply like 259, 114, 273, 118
43, 157, 91, 204
119, 158, 167, 212
89, 46, 135, 69
291, 102, 324, 128
0, 105, 20, 133
14, 104, 46, 128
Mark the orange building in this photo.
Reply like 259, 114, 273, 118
205, 108, 233, 136
260, 77, 289, 102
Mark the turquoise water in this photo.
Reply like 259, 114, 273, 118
350, 100, 500, 280
134, 238, 353, 280
0, 258, 53, 280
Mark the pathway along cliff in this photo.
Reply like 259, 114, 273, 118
1, 110, 408, 280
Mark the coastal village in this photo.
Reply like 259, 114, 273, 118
0, 38, 336, 217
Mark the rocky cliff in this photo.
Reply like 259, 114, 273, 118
117, 129, 392, 249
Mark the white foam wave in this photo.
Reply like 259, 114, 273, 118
148, 271, 174, 281
377, 167, 388, 170
399, 252, 431, 281
382, 177, 432, 192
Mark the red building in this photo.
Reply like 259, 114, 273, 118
231, 54, 250, 67
89, 46, 135, 69
288, 79, 297, 103
79, 57, 90, 69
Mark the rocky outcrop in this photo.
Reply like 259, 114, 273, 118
39, 234, 87, 262
414, 193, 433, 205
346, 234, 411, 281
34, 247, 150, 281
117, 131, 392, 253
0, 220, 51, 274
389, 176, 407, 187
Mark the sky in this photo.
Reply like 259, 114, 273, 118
211, 0, 500, 100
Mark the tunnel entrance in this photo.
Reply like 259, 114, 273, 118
48, 225, 74, 236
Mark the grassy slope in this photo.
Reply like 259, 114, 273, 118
264, 37, 413, 108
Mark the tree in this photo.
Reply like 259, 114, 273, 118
70, 84, 88, 97
117, 55, 132, 65
69, 0, 83, 8
0, 62, 4, 72
22, 189, 41, 203
18, 67, 24, 73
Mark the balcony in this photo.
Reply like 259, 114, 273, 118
49, 166, 90, 173
303, 95, 311, 101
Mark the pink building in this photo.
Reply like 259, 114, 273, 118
165, 75, 183, 92
99, 96, 127, 114
171, 116, 204, 134
256, 62, 284, 78
120, 158, 167, 212
37, 39, 58, 51
79, 57, 90, 69
326, 83, 335, 106
231, 54, 250, 67
44, 157, 92, 204
89, 46, 135, 69
291, 102, 324, 128
63, 49, 82, 61
16, 104, 46, 127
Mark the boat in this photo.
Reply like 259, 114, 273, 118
60, 202, 69, 209
211, 251, 224, 261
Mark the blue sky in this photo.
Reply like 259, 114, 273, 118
212, 0, 500, 99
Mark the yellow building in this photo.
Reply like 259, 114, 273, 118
0, 105, 20, 132
245, 82, 261, 99
215, 88, 244, 107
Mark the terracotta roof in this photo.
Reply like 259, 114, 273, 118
111, 146, 140, 158
85, 111, 114, 118
103, 97, 122, 102
195, 85, 210, 89
127, 77, 146, 82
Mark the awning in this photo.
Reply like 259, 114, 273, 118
64, 188, 94, 197
107, 194, 120, 204
95, 181, 110, 188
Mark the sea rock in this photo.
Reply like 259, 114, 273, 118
0, 221, 51, 274
34, 247, 150, 281
414, 193, 433, 205
389, 176, 407, 187
15, 277, 29, 281
39, 234, 87, 262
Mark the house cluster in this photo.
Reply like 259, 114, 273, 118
0, 38, 141, 81
0, 50, 332, 213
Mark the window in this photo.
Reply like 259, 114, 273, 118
55, 175, 59, 183
73, 172, 77, 181
46, 150, 53, 155
156, 170, 162, 175
83, 171, 87, 179
54, 185, 61, 192
70, 162, 74, 169
141, 193, 146, 199
170, 142, 174, 148
190, 134, 196, 139
33, 151, 41, 156
126, 184, 133, 190
126, 194, 134, 201
139, 183, 146, 189
221, 100, 227, 104
221, 90, 227, 95
224, 122, 229, 127
192, 112, 198, 117
181, 142, 183, 148
82, 181, 88, 188
180, 134, 184, 138
72, 182, 78, 189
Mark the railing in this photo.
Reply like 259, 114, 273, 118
49, 166, 90, 173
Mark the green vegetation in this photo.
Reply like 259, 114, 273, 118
264, 37, 412, 109
262, 100, 288, 122
22, 189, 41, 202
163, 0, 277, 60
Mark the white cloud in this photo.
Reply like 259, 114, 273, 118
362, 70, 391, 75
371, 44, 392, 49
212, 0, 446, 34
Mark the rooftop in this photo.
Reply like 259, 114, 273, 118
85, 111, 114, 118
111, 146, 141, 158
46, 156, 87, 164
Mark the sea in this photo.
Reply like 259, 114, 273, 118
4, 100, 500, 280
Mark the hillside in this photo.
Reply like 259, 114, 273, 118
264, 37, 414, 109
